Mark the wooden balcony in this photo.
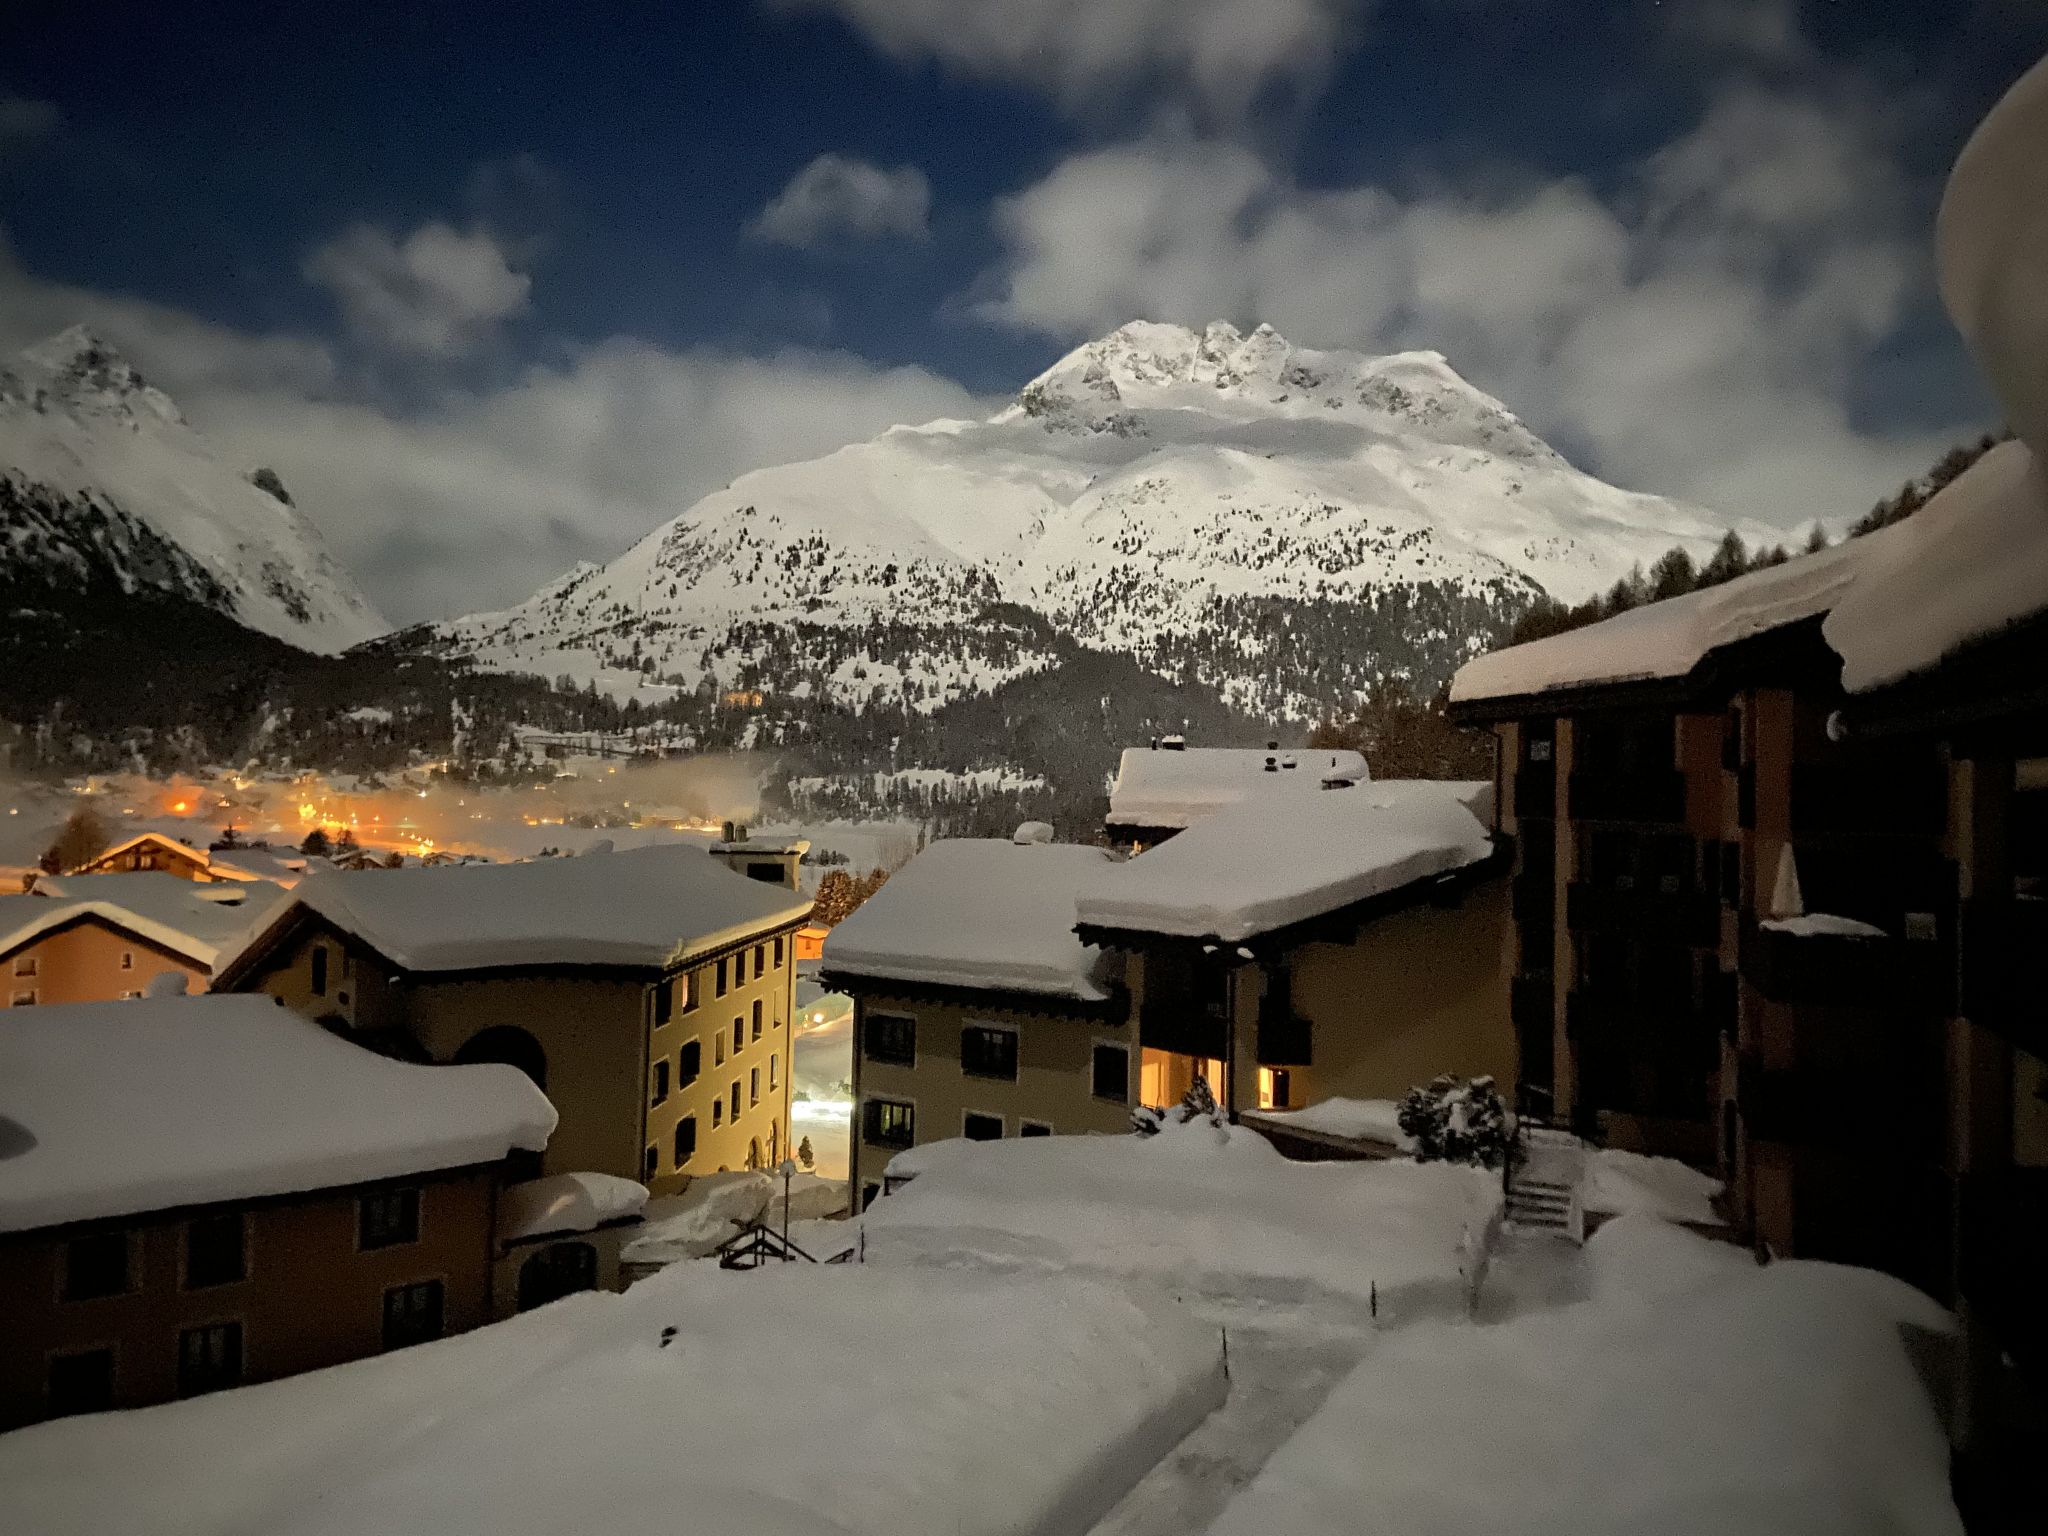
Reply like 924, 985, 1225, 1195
1741, 922, 1952, 1011
1790, 760, 1947, 839
1737, 1059, 1943, 1157
1961, 897, 2048, 1057
1139, 1000, 1229, 1060
1566, 767, 1686, 824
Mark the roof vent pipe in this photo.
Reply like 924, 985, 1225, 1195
1264, 756, 1278, 772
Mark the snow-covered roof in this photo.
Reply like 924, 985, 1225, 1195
1107, 745, 1371, 831
822, 839, 1122, 1001
1450, 537, 1864, 707
1, 873, 292, 969
74, 829, 210, 871
0, 995, 556, 1234
1075, 779, 1496, 943
236, 844, 813, 976
205, 846, 309, 885
1824, 56, 2048, 696
497, 1171, 648, 1244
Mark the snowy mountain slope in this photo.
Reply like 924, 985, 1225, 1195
428, 321, 1788, 718
0, 327, 384, 652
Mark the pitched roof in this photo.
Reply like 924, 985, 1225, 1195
225, 844, 813, 977
1, 873, 292, 969
1074, 779, 1496, 944
822, 839, 1121, 1001
0, 995, 556, 1233
1107, 745, 1371, 832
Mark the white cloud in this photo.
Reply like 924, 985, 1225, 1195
303, 221, 532, 357
767, 0, 1371, 121
0, 97, 60, 151
972, 67, 1957, 532
749, 153, 932, 248
0, 238, 986, 626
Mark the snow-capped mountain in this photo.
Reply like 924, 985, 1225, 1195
0, 327, 384, 653
428, 321, 1789, 720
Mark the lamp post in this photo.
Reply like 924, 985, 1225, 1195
779, 1157, 798, 1259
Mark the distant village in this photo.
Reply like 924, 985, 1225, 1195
2, 46, 2046, 1536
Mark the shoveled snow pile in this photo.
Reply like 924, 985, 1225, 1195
1107, 746, 1370, 832
260, 843, 812, 974
1244, 1097, 1415, 1153
621, 1169, 848, 1265
866, 1121, 1501, 1320
0, 1264, 1227, 1536
1075, 779, 1495, 942
1582, 1149, 1724, 1227
498, 1172, 648, 1243
822, 838, 1122, 1000
1206, 1215, 1959, 1536
0, 996, 555, 1234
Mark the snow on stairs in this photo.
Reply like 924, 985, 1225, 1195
1506, 1126, 1585, 1241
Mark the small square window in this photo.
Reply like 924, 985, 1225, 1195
12, 990, 37, 1006
1091, 1044, 1129, 1103
63, 1230, 129, 1301
679, 1038, 701, 1086
13, 954, 37, 978
1020, 1121, 1053, 1138
119, 951, 133, 971
963, 1112, 1003, 1142
185, 1212, 246, 1289
751, 1000, 763, 1041
359, 1187, 420, 1250
651, 1058, 670, 1107
961, 1025, 1019, 1081
382, 1281, 444, 1351
863, 1098, 915, 1149
47, 1349, 114, 1417
864, 1012, 915, 1066
177, 1322, 242, 1397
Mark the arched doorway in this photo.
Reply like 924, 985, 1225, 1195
452, 1026, 548, 1092
517, 1241, 597, 1311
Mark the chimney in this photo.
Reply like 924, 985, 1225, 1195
1264, 756, 1278, 772
1267, 739, 1279, 751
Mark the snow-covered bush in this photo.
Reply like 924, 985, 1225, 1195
1397, 1074, 1512, 1168
1132, 1076, 1227, 1136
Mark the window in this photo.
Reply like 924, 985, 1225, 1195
652, 982, 673, 1028
675, 1114, 697, 1165
773, 937, 784, 968
752, 999, 763, 1040
1021, 1121, 1053, 1138
862, 1182, 882, 1212
768, 1053, 778, 1091
754, 943, 766, 977
1258, 1066, 1292, 1110
730, 1082, 741, 1120
715, 1031, 726, 1066
747, 862, 783, 883
864, 1011, 915, 1066
13, 954, 36, 977
185, 1212, 246, 1289
716, 958, 728, 998
382, 1281, 444, 1350
712, 1099, 724, 1128
358, 1186, 420, 1250
863, 1098, 915, 1149
517, 1241, 597, 1311
750, 1067, 760, 1107
645, 1144, 659, 1179
961, 1025, 1019, 1081
1092, 1043, 1130, 1103
47, 1349, 113, 1417
119, 951, 133, 971
733, 1018, 744, 1054
177, 1323, 242, 1397
679, 1038, 701, 1086
310, 946, 328, 997
651, 1058, 670, 1106
964, 1112, 1003, 1141
63, 1231, 129, 1301
11, 990, 35, 1006
680, 971, 699, 1014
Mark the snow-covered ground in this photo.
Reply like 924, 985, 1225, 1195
0, 1263, 1226, 1536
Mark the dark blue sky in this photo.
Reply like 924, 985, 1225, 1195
0, 1, 2041, 622
4, 0, 2035, 391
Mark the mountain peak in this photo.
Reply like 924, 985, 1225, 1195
11, 325, 184, 427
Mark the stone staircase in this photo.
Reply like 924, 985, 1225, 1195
1505, 1125, 1586, 1241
